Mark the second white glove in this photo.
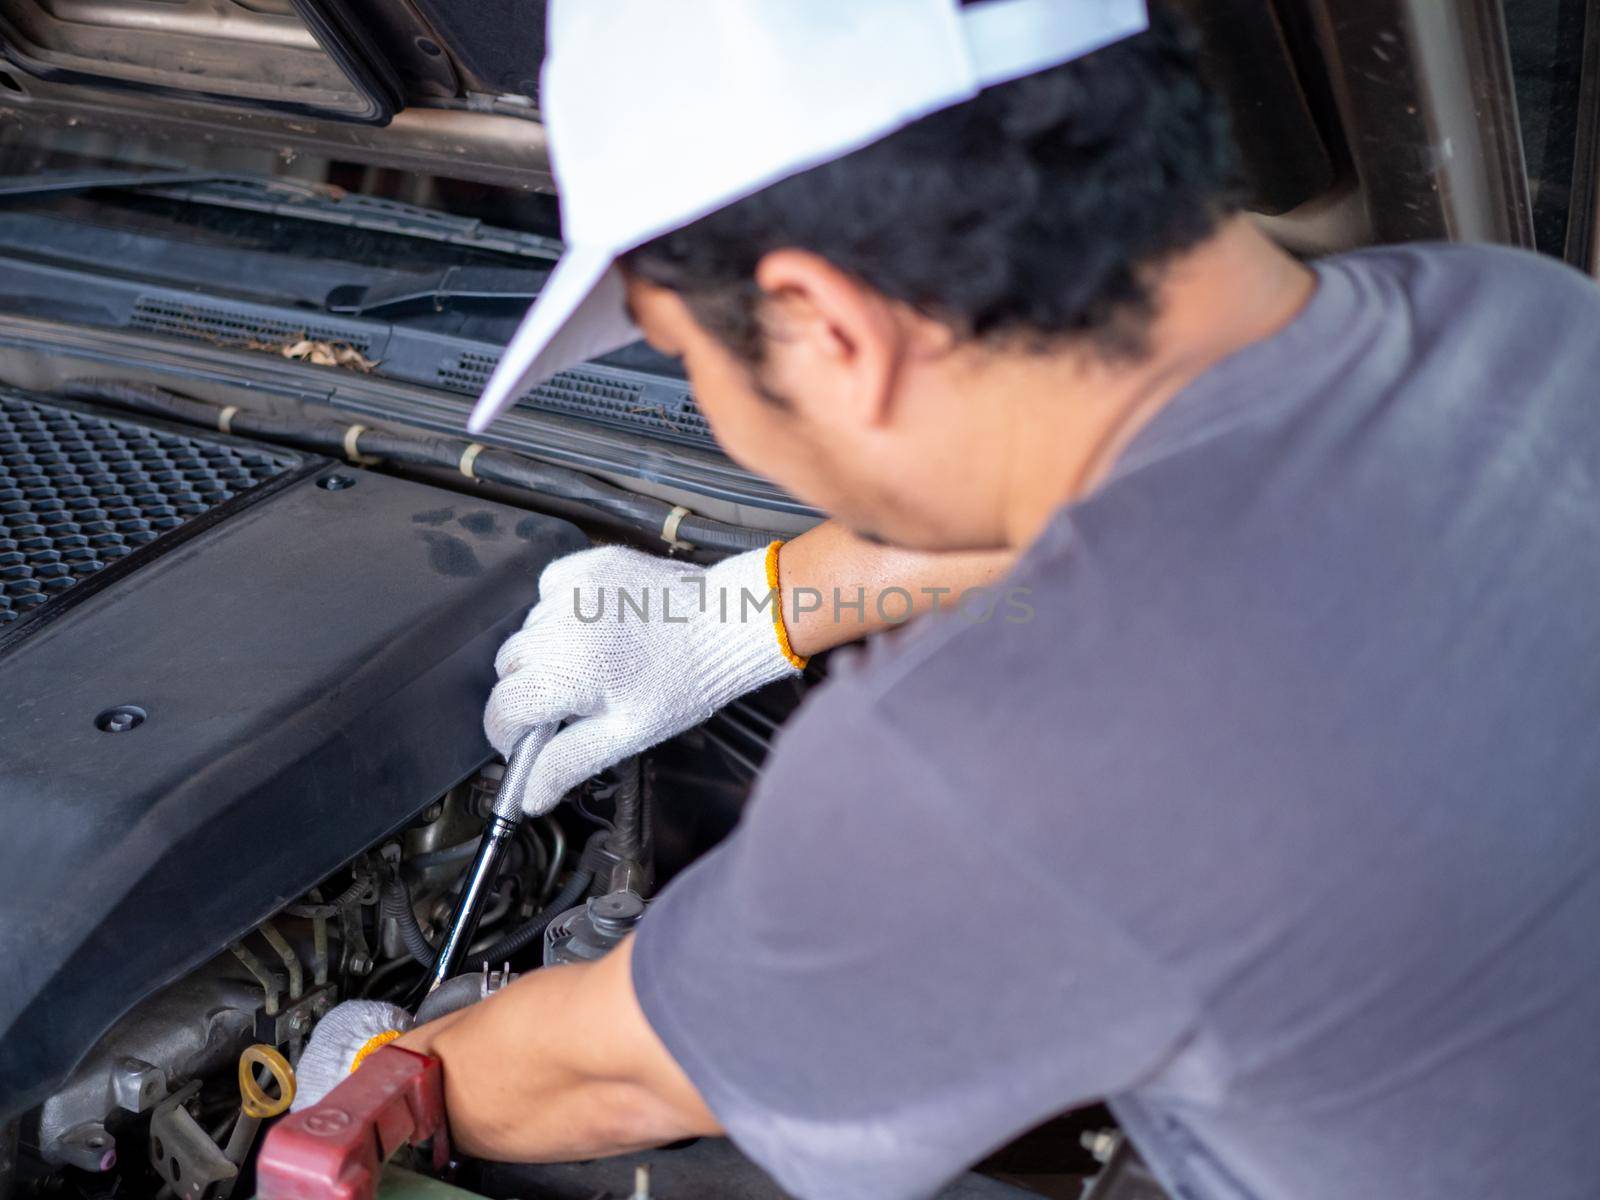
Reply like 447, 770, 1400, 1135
486, 543, 804, 815
290, 1000, 414, 1112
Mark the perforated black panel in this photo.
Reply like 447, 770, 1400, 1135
437, 351, 715, 446
129, 297, 374, 352
0, 392, 296, 629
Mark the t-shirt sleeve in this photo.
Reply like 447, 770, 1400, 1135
631, 686, 1199, 1200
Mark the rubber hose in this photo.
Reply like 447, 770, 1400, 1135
412, 972, 488, 1025
353, 427, 767, 554
380, 874, 439, 970
57, 380, 774, 554
466, 869, 592, 969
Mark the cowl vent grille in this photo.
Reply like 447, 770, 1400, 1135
437, 351, 714, 445
130, 297, 373, 353
0, 392, 296, 631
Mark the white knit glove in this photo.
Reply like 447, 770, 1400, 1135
290, 1000, 413, 1112
486, 544, 803, 815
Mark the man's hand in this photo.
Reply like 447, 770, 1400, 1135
486, 543, 801, 815
486, 522, 1016, 816
395, 938, 718, 1162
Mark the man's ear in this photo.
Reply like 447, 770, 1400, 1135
754, 249, 904, 428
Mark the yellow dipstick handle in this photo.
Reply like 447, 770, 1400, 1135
238, 1044, 296, 1119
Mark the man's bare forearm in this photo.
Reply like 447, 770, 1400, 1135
394, 938, 716, 1163
779, 520, 1016, 657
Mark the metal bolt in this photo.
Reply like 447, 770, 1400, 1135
422, 803, 443, 823
95, 704, 147, 733
349, 953, 372, 975
287, 1010, 311, 1034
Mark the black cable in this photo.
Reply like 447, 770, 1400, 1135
360, 954, 421, 999
516, 822, 551, 902
467, 868, 593, 969
574, 791, 615, 830
607, 758, 645, 865
284, 863, 373, 919
380, 865, 593, 974
407, 838, 482, 872
380, 873, 441, 970
56, 378, 776, 555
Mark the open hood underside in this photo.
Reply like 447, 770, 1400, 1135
0, 0, 403, 122
0, 0, 556, 189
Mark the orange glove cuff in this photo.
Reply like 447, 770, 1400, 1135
350, 1029, 402, 1074
765, 540, 809, 671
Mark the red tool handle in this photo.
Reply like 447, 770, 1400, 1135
256, 1046, 449, 1200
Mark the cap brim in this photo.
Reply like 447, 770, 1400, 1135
467, 244, 639, 433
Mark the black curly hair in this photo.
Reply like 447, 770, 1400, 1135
621, 1, 1235, 369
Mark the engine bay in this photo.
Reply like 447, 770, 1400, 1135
0, 385, 914, 1200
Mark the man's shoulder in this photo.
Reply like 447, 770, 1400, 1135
1326, 241, 1600, 314
803, 529, 1073, 746
1323, 242, 1600, 436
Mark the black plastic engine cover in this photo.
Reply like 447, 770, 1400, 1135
0, 395, 585, 1115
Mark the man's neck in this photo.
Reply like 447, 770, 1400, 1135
991, 218, 1316, 549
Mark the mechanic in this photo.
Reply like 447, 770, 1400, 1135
298, 2, 1600, 1197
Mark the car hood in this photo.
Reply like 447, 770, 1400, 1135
0, 0, 554, 188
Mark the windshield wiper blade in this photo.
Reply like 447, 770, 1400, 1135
143, 176, 564, 261
325, 265, 549, 316
0, 169, 223, 199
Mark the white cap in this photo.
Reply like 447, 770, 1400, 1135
467, 0, 1149, 433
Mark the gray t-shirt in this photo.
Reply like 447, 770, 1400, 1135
631, 244, 1600, 1200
